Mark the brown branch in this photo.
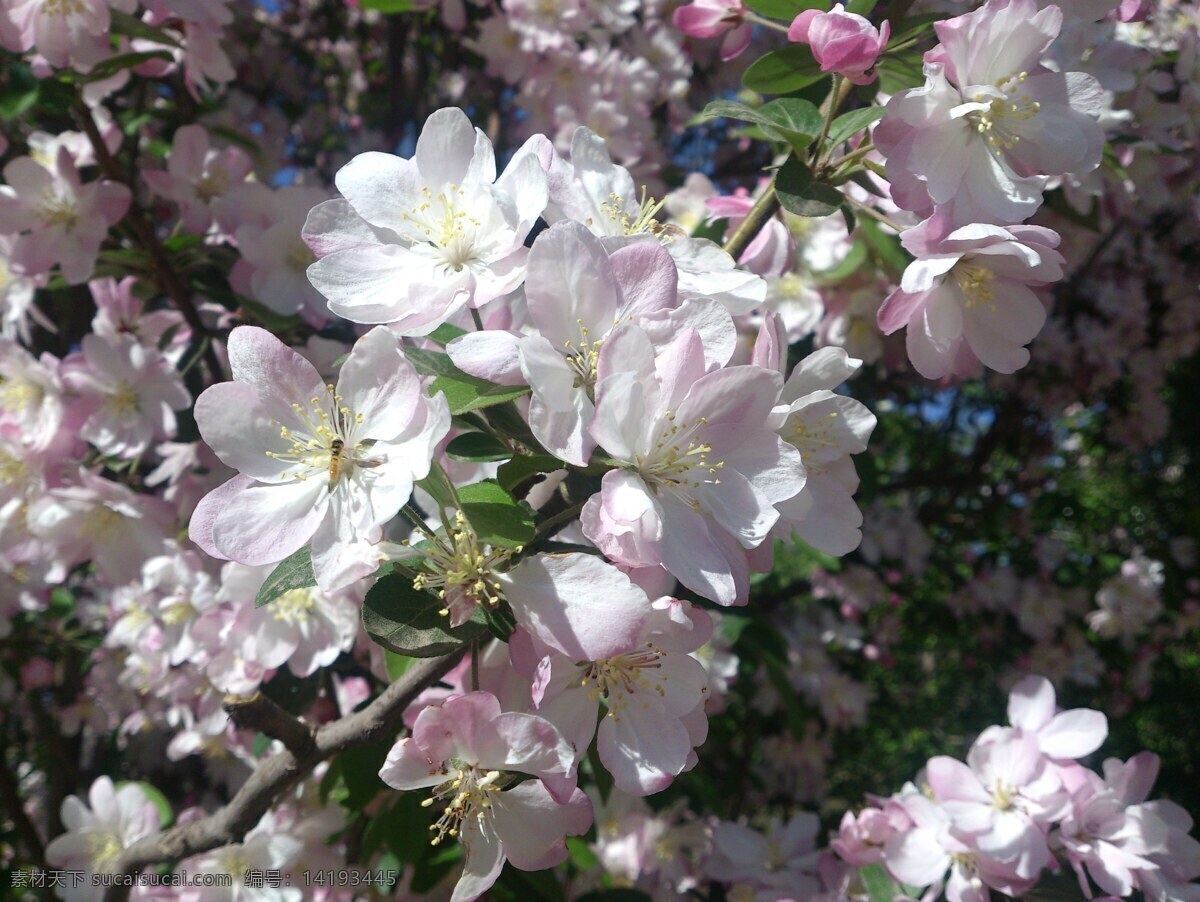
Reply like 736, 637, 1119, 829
73, 101, 225, 383
222, 693, 316, 759
722, 185, 779, 263
103, 648, 467, 902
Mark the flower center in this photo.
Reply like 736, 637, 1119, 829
38, 191, 79, 229
787, 409, 843, 457
81, 506, 124, 541
273, 587, 317, 625
86, 829, 124, 873
413, 511, 515, 623
422, 765, 505, 846
161, 600, 195, 625
953, 262, 998, 309
579, 643, 668, 718
265, 384, 373, 489
106, 382, 141, 416
285, 241, 315, 273
991, 780, 1018, 812
965, 73, 1040, 154
638, 411, 724, 509
42, 0, 86, 17
602, 188, 682, 243
402, 185, 483, 272
0, 377, 41, 413
0, 447, 26, 486
562, 320, 604, 396
195, 168, 232, 203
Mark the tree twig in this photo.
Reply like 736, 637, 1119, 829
722, 185, 780, 263
223, 693, 316, 760
103, 648, 467, 901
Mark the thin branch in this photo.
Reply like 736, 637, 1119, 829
223, 693, 316, 760
74, 101, 225, 383
104, 648, 467, 902
722, 185, 779, 263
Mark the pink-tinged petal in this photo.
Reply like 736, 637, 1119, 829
1038, 709, 1107, 759
307, 244, 432, 325
788, 8, 820, 42
333, 151, 418, 233
1106, 751, 1159, 806
518, 335, 578, 412
673, 4, 732, 39
884, 827, 951, 887
452, 815, 505, 902
487, 712, 575, 781
302, 198, 393, 257
1007, 675, 1056, 732
780, 346, 862, 400
335, 327, 420, 440
447, 331, 525, 385
609, 240, 677, 319
497, 553, 651, 662
193, 382, 295, 482
719, 21, 752, 60
527, 393, 594, 468
658, 497, 748, 605
597, 700, 690, 796
927, 755, 989, 804
490, 783, 592, 871
525, 222, 617, 343
416, 107, 491, 190
590, 371, 647, 462
413, 691, 502, 764
378, 737, 449, 790
226, 326, 325, 410
211, 478, 327, 566
188, 475, 254, 560
906, 308, 957, 380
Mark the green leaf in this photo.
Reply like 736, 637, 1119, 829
743, 46, 825, 95
255, 546, 315, 608
362, 572, 486, 657
384, 650, 416, 681
416, 462, 459, 513
698, 97, 823, 152
0, 64, 39, 121
776, 157, 844, 217
846, 0, 877, 15
860, 863, 902, 902
858, 215, 911, 276
876, 51, 926, 94
458, 480, 535, 548
109, 10, 182, 47
360, 0, 415, 10
825, 106, 886, 149
427, 323, 468, 346
497, 453, 563, 494
405, 347, 530, 415
117, 782, 173, 829
745, 0, 821, 16
813, 239, 869, 283
445, 432, 513, 463
82, 50, 174, 83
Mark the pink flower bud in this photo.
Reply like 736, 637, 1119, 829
673, 0, 753, 60
788, 4, 890, 85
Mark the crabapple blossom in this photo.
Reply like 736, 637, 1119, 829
305, 107, 547, 333
0, 147, 130, 284
189, 325, 450, 591
44, 776, 162, 898
788, 4, 890, 86
1087, 554, 1165, 642
926, 730, 1067, 880
503, 559, 711, 795
0, 234, 48, 341
545, 127, 767, 315
582, 323, 804, 604
706, 813, 825, 897
874, 0, 1105, 224
707, 190, 795, 280
1006, 674, 1108, 760
449, 221, 680, 465
378, 691, 592, 902
877, 216, 1064, 378
0, 0, 136, 71
672, 0, 752, 62
0, 335, 67, 452
142, 124, 253, 235
764, 343, 877, 557
63, 333, 191, 459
